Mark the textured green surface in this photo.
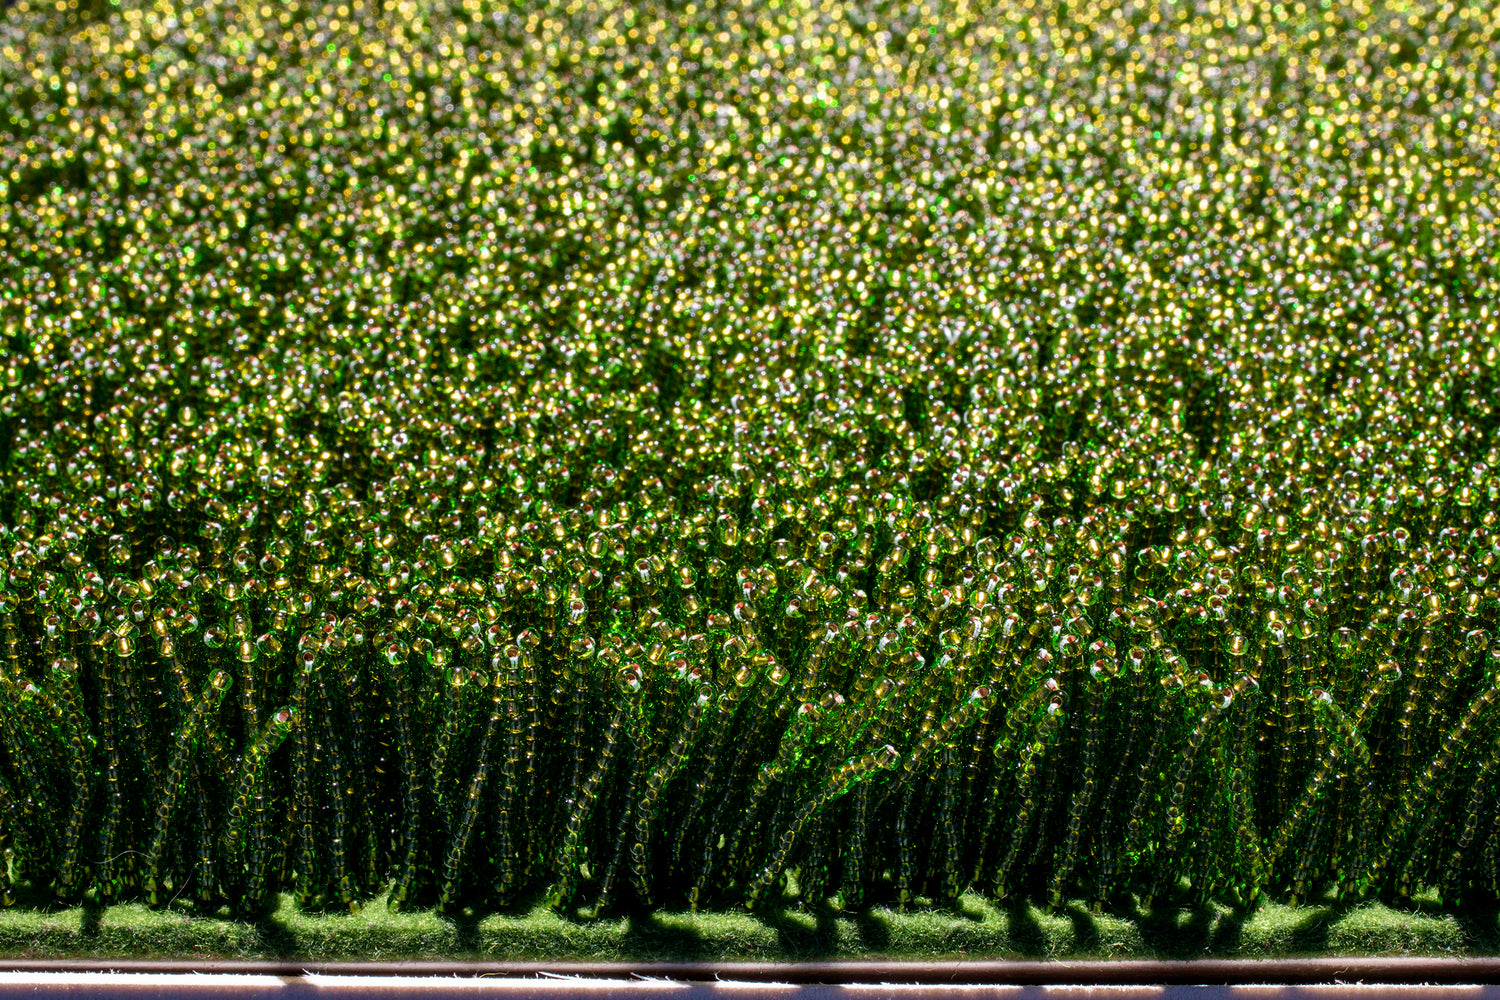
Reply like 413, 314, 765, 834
0, 890, 1491, 961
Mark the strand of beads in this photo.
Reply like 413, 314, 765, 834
157, 627, 234, 784
745, 745, 900, 910
592, 690, 647, 915
192, 756, 218, 906
629, 673, 714, 908
1267, 684, 1376, 875
1223, 680, 1265, 902
46, 656, 93, 898
994, 694, 1066, 899
438, 662, 505, 912
887, 685, 996, 906
936, 745, 965, 904
2, 666, 69, 884
1049, 649, 1117, 909
518, 627, 544, 866
1364, 679, 1500, 892
315, 655, 354, 910
318, 624, 378, 897
1091, 645, 1151, 908
144, 669, 231, 907
487, 644, 526, 906
1440, 729, 1500, 904
384, 639, 425, 911
551, 683, 637, 911
798, 811, 831, 908
1152, 674, 1255, 901
393, 656, 466, 905
1115, 670, 1186, 896
290, 648, 321, 907
683, 650, 765, 911
976, 667, 1062, 875
0, 609, 58, 890
93, 624, 127, 903
224, 708, 295, 913
725, 699, 824, 880
0, 768, 20, 908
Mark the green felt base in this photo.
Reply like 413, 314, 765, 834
2, 888, 1498, 962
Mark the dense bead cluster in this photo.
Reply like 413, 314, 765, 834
1, 0, 1499, 916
